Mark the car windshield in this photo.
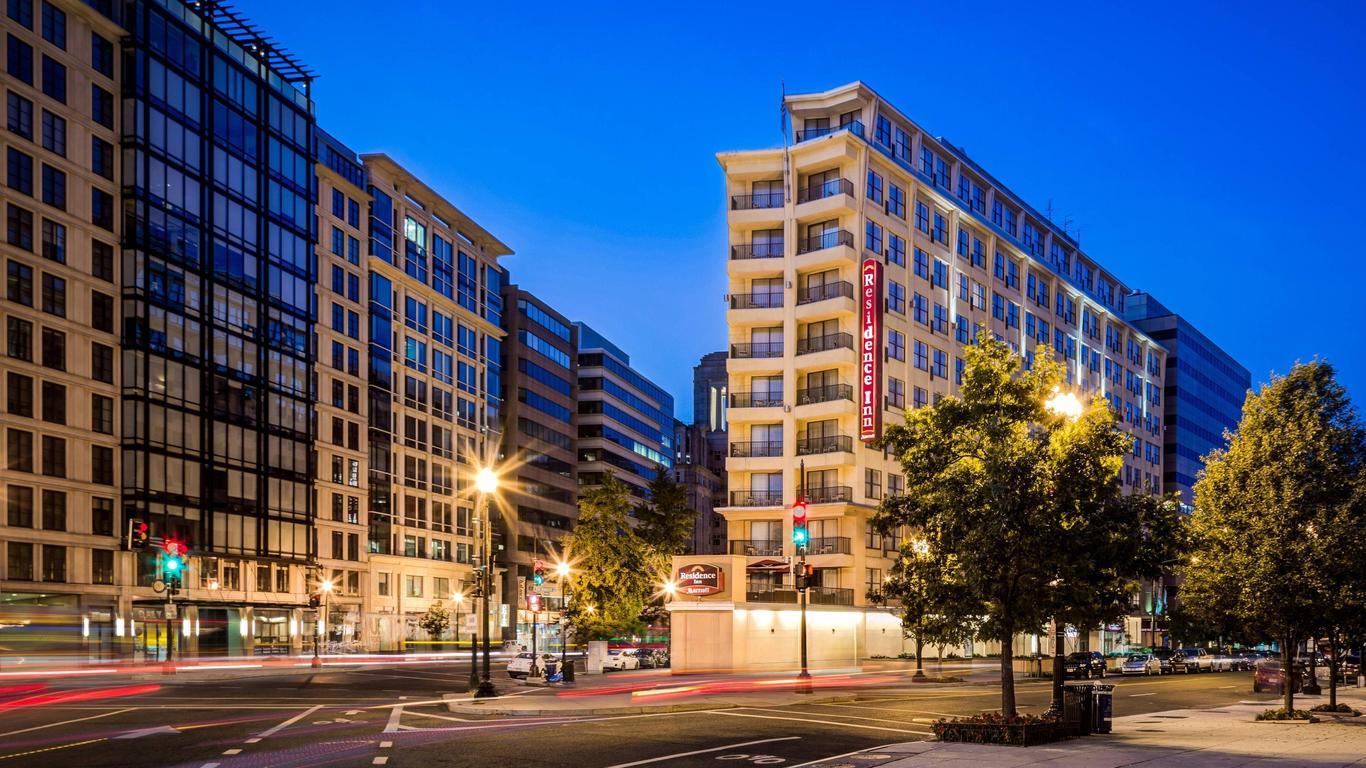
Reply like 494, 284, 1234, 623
1128, 655, 1149, 661
1066, 653, 1090, 660
608, 650, 621, 656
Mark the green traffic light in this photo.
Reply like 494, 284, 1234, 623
165, 558, 181, 572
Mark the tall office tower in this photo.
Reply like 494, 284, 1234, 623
692, 350, 728, 473
2, 0, 124, 657
499, 284, 578, 645
719, 82, 1166, 625
359, 154, 511, 649
1123, 292, 1250, 507
574, 322, 674, 505
673, 419, 724, 554
313, 128, 370, 647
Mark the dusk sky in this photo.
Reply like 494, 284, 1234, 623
240, 0, 1366, 421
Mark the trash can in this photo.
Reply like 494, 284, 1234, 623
1091, 683, 1115, 734
1063, 682, 1094, 736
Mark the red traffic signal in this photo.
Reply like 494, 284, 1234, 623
527, 593, 542, 612
791, 500, 809, 547
129, 519, 149, 549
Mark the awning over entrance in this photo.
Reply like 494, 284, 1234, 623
746, 559, 790, 572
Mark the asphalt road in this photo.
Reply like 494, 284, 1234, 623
0, 666, 1277, 768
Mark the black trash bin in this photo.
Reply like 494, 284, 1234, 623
1091, 683, 1115, 734
1063, 682, 1094, 736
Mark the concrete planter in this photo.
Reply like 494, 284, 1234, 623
934, 719, 1070, 746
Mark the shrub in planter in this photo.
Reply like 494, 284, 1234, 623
933, 712, 1069, 746
1310, 703, 1361, 715
1255, 708, 1320, 723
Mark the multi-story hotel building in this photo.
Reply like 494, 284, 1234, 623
499, 284, 578, 645
314, 128, 370, 647
2, 0, 124, 657
359, 153, 511, 649
669, 81, 1168, 672
575, 322, 674, 505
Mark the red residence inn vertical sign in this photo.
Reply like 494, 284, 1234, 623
859, 258, 883, 443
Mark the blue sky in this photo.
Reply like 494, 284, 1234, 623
241, 0, 1365, 422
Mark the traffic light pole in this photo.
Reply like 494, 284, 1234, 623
796, 460, 812, 694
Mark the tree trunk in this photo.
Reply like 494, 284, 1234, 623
1001, 636, 1016, 717
1328, 631, 1338, 709
914, 634, 925, 679
1283, 633, 1294, 713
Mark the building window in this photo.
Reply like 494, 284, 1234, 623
6, 542, 33, 580
7, 35, 34, 85
40, 55, 65, 103
92, 549, 113, 584
40, 110, 64, 156
91, 393, 113, 433
404, 574, 422, 598
7, 147, 33, 195
41, 544, 64, 582
7, 91, 33, 139
6, 372, 32, 416
40, 488, 64, 530
6, 484, 33, 526
40, 434, 63, 476
887, 329, 905, 361
6, 429, 32, 473
864, 468, 882, 500
39, 379, 63, 423
91, 496, 113, 536
91, 444, 112, 484
40, 217, 63, 262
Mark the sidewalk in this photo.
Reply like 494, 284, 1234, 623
805, 695, 1366, 767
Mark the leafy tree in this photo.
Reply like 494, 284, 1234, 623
875, 332, 1131, 716
1183, 361, 1365, 712
418, 600, 450, 640
637, 464, 697, 557
562, 474, 660, 640
877, 540, 975, 679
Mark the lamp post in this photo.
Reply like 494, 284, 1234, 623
312, 577, 333, 669
556, 560, 575, 683
910, 538, 930, 681
474, 467, 499, 699
1043, 388, 1083, 719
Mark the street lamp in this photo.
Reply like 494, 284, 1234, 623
451, 589, 465, 648
556, 560, 575, 683
909, 538, 931, 681
312, 577, 334, 668
474, 466, 500, 699
1044, 388, 1083, 718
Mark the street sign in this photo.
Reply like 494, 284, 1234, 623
163, 603, 177, 619
535, 583, 556, 596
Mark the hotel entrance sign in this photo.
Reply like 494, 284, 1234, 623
859, 258, 883, 442
675, 564, 725, 597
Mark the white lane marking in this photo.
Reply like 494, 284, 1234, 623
255, 705, 323, 738
1219, 685, 1236, 689
245, 738, 261, 743
810, 702, 964, 718
372, 758, 389, 765
787, 744, 899, 768
383, 705, 404, 733
710, 710, 930, 735
1129, 692, 1156, 697
200, 763, 219, 768
733, 707, 923, 726
222, 749, 242, 755
379, 741, 392, 748
0, 708, 133, 738
345, 710, 361, 715
599, 737, 800, 768
402, 710, 479, 723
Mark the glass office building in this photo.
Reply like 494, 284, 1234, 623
1123, 292, 1250, 506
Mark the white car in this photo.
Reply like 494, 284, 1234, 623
506, 652, 557, 679
602, 649, 642, 671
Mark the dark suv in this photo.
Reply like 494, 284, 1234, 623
1062, 650, 1107, 679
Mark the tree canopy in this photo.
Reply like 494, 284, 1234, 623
875, 332, 1145, 716
562, 474, 663, 640
1182, 360, 1365, 711
636, 464, 698, 557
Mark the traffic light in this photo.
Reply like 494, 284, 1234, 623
791, 500, 809, 548
162, 538, 185, 577
532, 559, 545, 586
129, 519, 149, 549
793, 563, 813, 592
527, 593, 541, 612
308, 593, 321, 609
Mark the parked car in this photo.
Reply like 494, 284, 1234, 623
1233, 650, 1266, 671
1173, 648, 1213, 673
506, 652, 558, 679
602, 649, 642, 671
626, 648, 657, 669
649, 648, 671, 669
1062, 651, 1107, 679
1120, 654, 1163, 676
1150, 648, 1177, 674
1209, 649, 1237, 672
1253, 658, 1303, 694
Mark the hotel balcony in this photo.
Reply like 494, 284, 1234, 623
730, 440, 783, 459
806, 485, 853, 505
729, 391, 784, 410
795, 333, 853, 356
730, 539, 784, 557
795, 229, 856, 272
728, 489, 784, 508
795, 280, 855, 322
745, 586, 855, 607
729, 190, 785, 228
730, 242, 784, 260
730, 341, 784, 359
794, 121, 865, 143
804, 536, 853, 556
796, 384, 852, 406
796, 434, 854, 456
796, 281, 854, 305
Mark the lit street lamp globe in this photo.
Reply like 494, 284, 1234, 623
476, 467, 498, 494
